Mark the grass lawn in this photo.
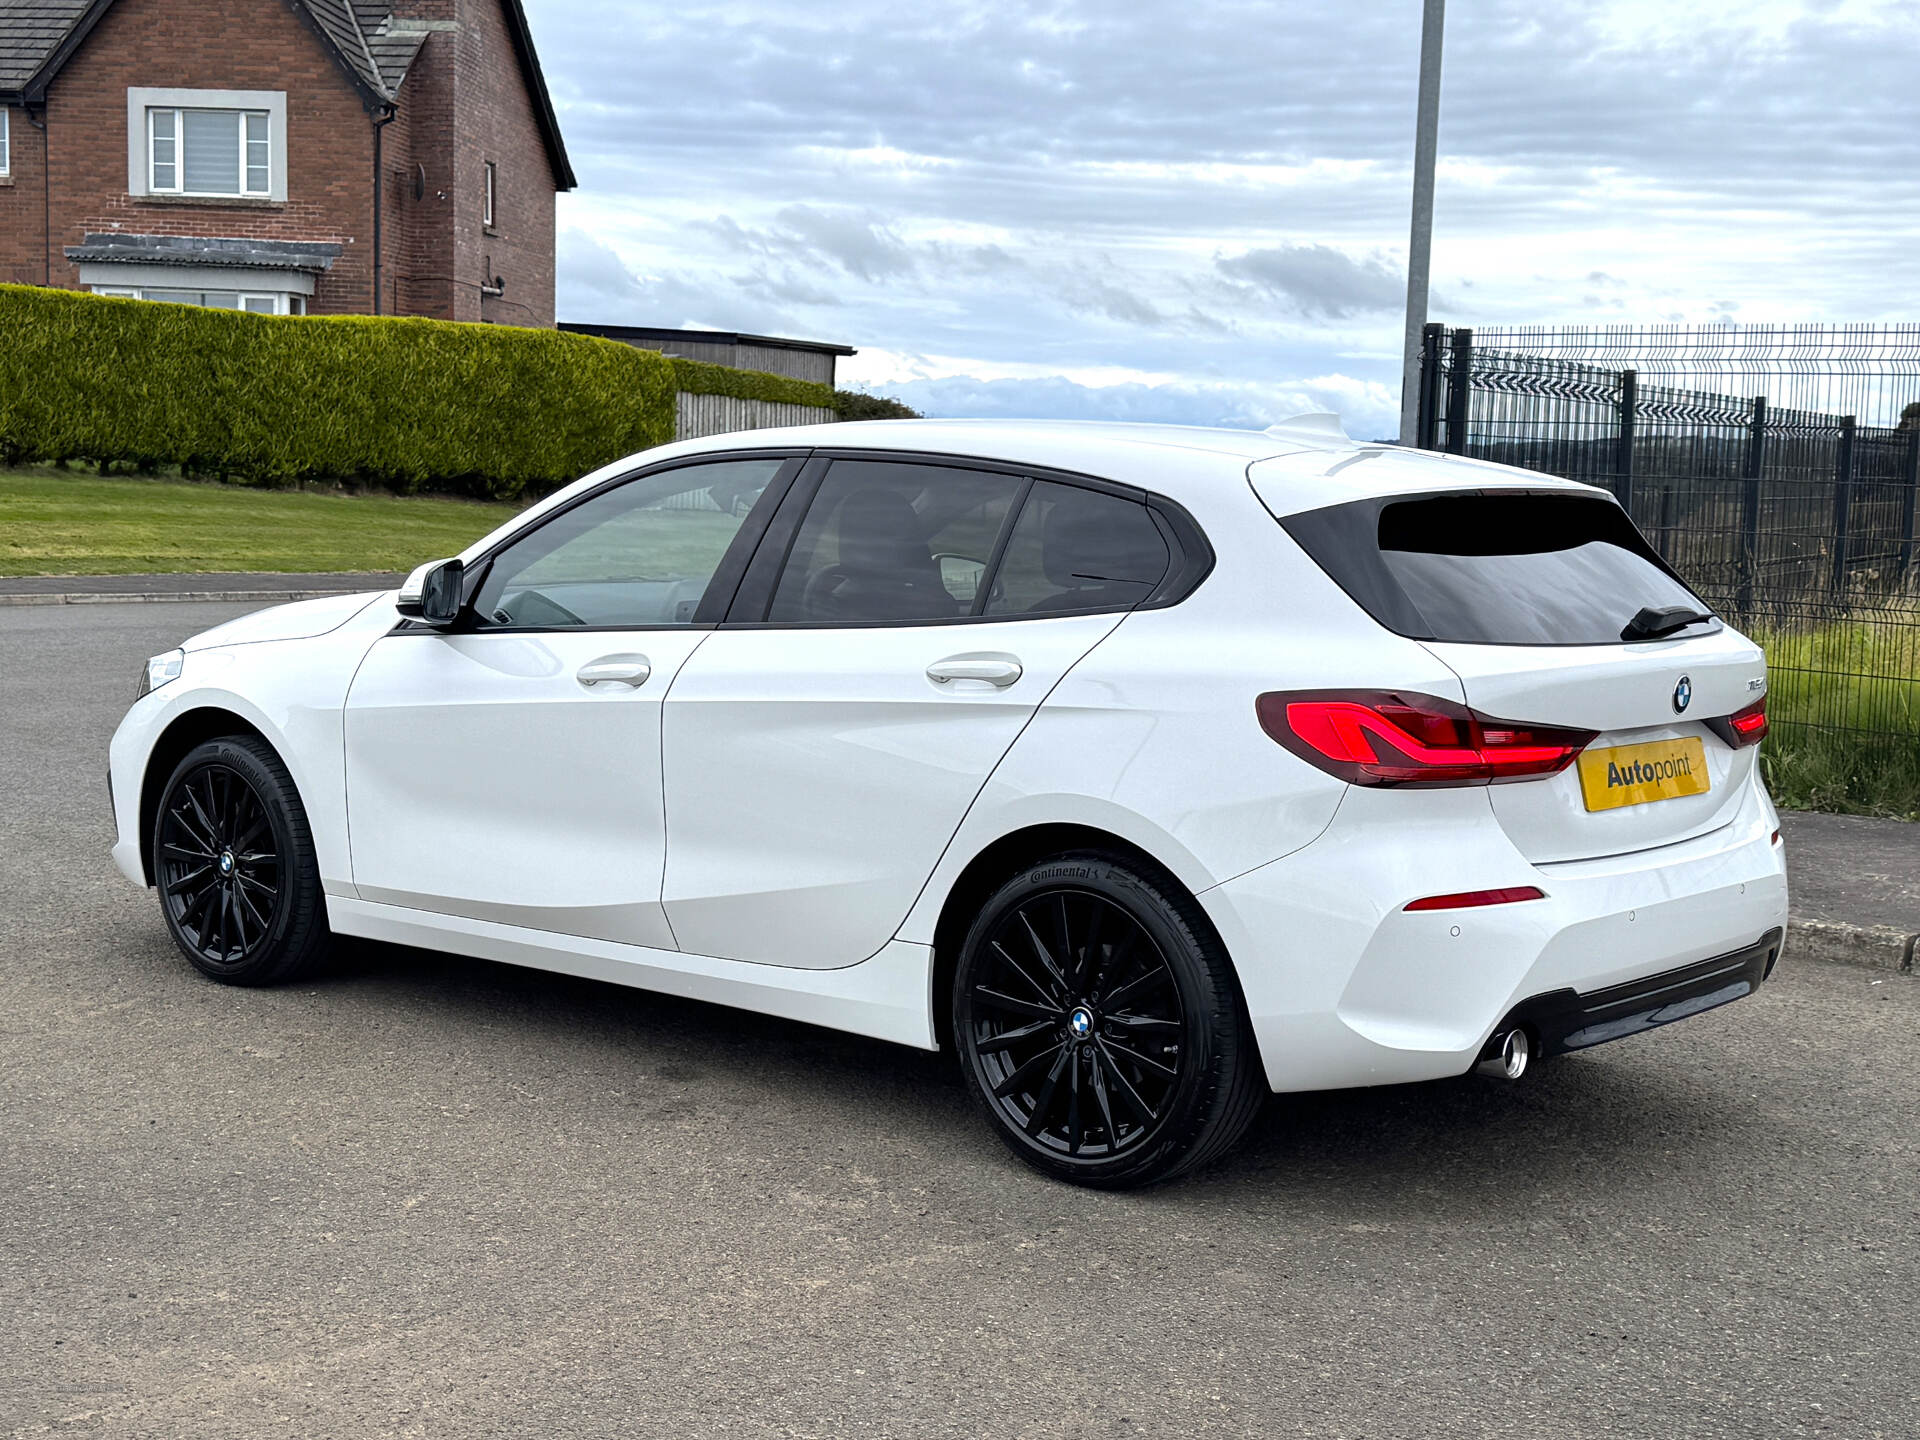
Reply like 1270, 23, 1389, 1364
1756, 607, 1920, 820
0, 467, 525, 577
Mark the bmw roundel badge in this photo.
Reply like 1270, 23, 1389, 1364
1673, 675, 1692, 714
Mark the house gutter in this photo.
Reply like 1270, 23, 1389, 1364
371, 102, 395, 314
24, 102, 49, 285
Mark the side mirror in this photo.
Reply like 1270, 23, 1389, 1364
934, 553, 986, 605
396, 557, 465, 626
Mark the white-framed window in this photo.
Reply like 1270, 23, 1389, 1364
89, 285, 303, 315
483, 160, 496, 228
126, 88, 285, 201
146, 107, 270, 197
0, 107, 11, 178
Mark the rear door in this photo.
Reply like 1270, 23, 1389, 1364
661, 459, 1175, 969
1277, 486, 1768, 863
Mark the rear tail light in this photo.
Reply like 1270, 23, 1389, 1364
1405, 886, 1546, 911
1707, 696, 1768, 749
1255, 690, 1596, 788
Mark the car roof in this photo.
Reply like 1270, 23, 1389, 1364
660, 416, 1307, 474
460, 417, 1602, 565
656, 416, 1602, 513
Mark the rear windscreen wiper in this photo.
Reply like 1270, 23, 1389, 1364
1621, 604, 1713, 641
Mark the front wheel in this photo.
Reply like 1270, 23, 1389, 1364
152, 735, 331, 985
951, 853, 1265, 1188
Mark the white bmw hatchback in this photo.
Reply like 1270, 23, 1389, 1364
110, 416, 1789, 1187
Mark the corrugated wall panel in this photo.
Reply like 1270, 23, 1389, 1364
675, 393, 836, 440
733, 344, 836, 385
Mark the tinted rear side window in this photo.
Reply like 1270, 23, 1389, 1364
985, 481, 1169, 617
1282, 491, 1714, 646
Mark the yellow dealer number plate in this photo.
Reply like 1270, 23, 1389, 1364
1577, 737, 1710, 812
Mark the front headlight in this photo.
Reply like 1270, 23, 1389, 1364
138, 648, 184, 700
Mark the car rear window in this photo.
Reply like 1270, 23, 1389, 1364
1280, 490, 1717, 646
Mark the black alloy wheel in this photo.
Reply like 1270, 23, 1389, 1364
953, 853, 1265, 1188
153, 736, 330, 985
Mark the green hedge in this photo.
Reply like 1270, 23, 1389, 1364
831, 389, 920, 421
668, 355, 923, 420
0, 285, 677, 500
669, 355, 836, 410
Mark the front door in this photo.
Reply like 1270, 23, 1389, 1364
344, 455, 793, 947
662, 461, 1175, 969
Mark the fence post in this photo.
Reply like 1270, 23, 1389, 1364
1738, 395, 1766, 614
1444, 327, 1473, 455
1415, 323, 1443, 450
1829, 416, 1855, 593
1614, 369, 1637, 517
1900, 426, 1919, 580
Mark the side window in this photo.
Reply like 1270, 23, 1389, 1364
472, 458, 783, 628
767, 460, 1022, 624
986, 480, 1169, 616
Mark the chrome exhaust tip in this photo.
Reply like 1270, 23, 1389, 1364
1474, 1027, 1531, 1081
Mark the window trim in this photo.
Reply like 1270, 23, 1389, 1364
146, 106, 270, 197
0, 107, 11, 179
968, 476, 1032, 616
721, 448, 1214, 629
126, 87, 286, 201
483, 160, 496, 228
404, 445, 1215, 637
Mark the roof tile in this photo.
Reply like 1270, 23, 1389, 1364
0, 0, 90, 92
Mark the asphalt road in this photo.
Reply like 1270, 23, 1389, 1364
3, 602, 1916, 1439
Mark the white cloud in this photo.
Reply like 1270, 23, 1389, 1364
530, 0, 1920, 436
874, 373, 1401, 441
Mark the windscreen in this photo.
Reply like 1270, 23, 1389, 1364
1282, 490, 1716, 646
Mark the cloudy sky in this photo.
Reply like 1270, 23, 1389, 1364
528, 0, 1920, 438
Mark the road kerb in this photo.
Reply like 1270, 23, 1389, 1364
0, 588, 372, 606
1787, 918, 1916, 975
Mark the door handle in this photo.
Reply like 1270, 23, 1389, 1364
926, 656, 1023, 688
576, 655, 652, 688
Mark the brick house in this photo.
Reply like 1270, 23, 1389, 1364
0, 0, 574, 324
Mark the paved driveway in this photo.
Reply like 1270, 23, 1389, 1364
3, 603, 1915, 1439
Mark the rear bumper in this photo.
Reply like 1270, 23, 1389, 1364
1198, 773, 1790, 1093
1484, 926, 1783, 1062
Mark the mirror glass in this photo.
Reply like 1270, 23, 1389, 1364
420, 559, 464, 625
936, 553, 987, 605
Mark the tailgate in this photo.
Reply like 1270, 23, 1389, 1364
1269, 483, 1770, 865
1425, 628, 1767, 863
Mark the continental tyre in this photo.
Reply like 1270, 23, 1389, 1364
952, 852, 1265, 1188
152, 735, 331, 986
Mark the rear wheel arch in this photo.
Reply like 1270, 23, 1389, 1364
138, 708, 277, 885
927, 824, 1253, 1061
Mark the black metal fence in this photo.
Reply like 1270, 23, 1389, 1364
1412, 325, 1920, 758
1462, 323, 1920, 429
